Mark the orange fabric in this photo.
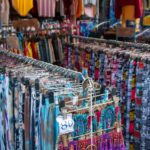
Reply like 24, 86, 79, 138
121, 5, 140, 27
93, 5, 96, 16
143, 15, 150, 26
76, 0, 83, 18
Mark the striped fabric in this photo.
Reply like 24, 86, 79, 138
37, 0, 56, 17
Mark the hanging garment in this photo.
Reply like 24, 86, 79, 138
63, 43, 150, 150
12, 0, 33, 16
31, 42, 39, 59
0, 0, 10, 25
30, 0, 38, 17
99, 0, 110, 20
48, 39, 56, 63
115, 0, 143, 19
55, 0, 65, 16
60, 0, 65, 16
121, 5, 137, 27
76, 0, 83, 18
27, 42, 33, 58
143, 15, 150, 26
143, 0, 150, 9
37, 0, 56, 17
6, 35, 20, 50
0, 50, 126, 150
140, 64, 150, 150
109, 0, 116, 23
63, 0, 72, 17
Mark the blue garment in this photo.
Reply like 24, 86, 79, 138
40, 96, 54, 150
109, 0, 117, 24
17, 32, 24, 52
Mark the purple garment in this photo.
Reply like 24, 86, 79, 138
99, 133, 113, 150
68, 141, 78, 150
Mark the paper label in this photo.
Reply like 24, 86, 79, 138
73, 96, 78, 105
56, 114, 74, 135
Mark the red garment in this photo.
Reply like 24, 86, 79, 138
87, 116, 95, 130
131, 88, 136, 100
134, 130, 141, 138
24, 41, 28, 56
129, 122, 134, 134
31, 42, 38, 59
115, 0, 143, 19
94, 68, 99, 81
95, 111, 101, 123
115, 106, 119, 118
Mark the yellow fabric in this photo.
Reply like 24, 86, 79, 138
129, 144, 134, 150
123, 72, 127, 80
95, 60, 99, 68
12, 0, 33, 16
132, 77, 136, 87
130, 111, 135, 121
27, 42, 33, 58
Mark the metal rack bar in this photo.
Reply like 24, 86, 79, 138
72, 35, 150, 51
65, 42, 150, 63
0, 49, 85, 81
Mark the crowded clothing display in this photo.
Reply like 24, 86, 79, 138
0, 50, 125, 150
0, 0, 149, 150
64, 36, 150, 149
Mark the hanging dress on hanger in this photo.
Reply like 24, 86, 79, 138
0, 0, 10, 25
37, 0, 56, 17
12, 0, 33, 16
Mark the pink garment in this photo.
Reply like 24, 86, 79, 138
37, 0, 56, 17
94, 68, 99, 81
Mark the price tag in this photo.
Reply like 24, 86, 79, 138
73, 96, 78, 105
56, 114, 74, 135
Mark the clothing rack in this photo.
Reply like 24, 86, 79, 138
0, 26, 71, 35
136, 28, 150, 38
1, 50, 90, 150
0, 49, 85, 81
71, 35, 150, 51
0, 49, 124, 150
66, 42, 150, 63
